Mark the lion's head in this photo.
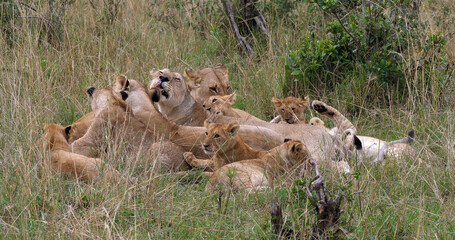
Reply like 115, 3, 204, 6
184, 64, 231, 104
149, 68, 187, 108
309, 117, 325, 128
202, 93, 236, 116
271, 96, 309, 124
200, 120, 240, 155
44, 123, 70, 151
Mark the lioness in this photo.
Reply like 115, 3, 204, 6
202, 93, 264, 122
183, 120, 269, 171
205, 139, 311, 192
44, 123, 118, 181
270, 96, 310, 124
184, 64, 231, 104
149, 68, 207, 126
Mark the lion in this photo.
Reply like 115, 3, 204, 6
44, 123, 119, 181
311, 101, 414, 164
183, 120, 269, 171
111, 76, 284, 170
205, 139, 311, 192
145, 69, 336, 162
202, 93, 264, 122
184, 64, 231, 104
270, 96, 310, 124
149, 68, 207, 126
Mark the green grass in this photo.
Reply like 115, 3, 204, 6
1, 0, 454, 238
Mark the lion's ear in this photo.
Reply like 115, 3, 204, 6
291, 142, 304, 153
214, 64, 228, 77
114, 74, 129, 91
297, 96, 310, 107
271, 97, 282, 107
221, 93, 236, 104
227, 121, 240, 135
150, 68, 159, 75
184, 69, 201, 82
64, 126, 71, 136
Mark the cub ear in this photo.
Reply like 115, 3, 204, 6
150, 68, 159, 75
298, 96, 310, 107
271, 97, 282, 107
291, 142, 305, 154
64, 126, 72, 136
120, 91, 128, 100
214, 64, 228, 76
284, 138, 292, 143
222, 93, 236, 104
227, 121, 240, 135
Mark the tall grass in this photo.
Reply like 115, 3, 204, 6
0, 0, 454, 238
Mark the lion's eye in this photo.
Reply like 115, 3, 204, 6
226, 86, 231, 92
281, 108, 285, 112
205, 132, 208, 136
291, 108, 295, 111
209, 87, 217, 93
159, 71, 163, 75
212, 98, 217, 103
214, 134, 220, 139
174, 77, 181, 81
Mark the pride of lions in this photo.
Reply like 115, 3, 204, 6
44, 64, 415, 191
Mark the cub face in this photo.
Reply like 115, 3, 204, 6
271, 96, 309, 124
149, 68, 186, 106
200, 120, 240, 155
202, 93, 236, 116
184, 64, 231, 104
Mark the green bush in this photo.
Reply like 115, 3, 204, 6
285, 0, 449, 105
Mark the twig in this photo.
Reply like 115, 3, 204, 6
221, 0, 254, 55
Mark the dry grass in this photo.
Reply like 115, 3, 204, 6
0, 0, 454, 238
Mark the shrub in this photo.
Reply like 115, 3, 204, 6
285, 0, 450, 105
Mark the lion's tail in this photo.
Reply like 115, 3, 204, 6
373, 130, 414, 163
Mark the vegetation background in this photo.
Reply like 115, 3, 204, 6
1, 0, 454, 238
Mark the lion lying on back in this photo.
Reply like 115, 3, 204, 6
310, 100, 414, 163
206, 139, 311, 192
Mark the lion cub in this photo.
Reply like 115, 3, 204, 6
183, 120, 268, 171
203, 93, 264, 122
205, 139, 310, 192
270, 96, 310, 124
44, 123, 119, 181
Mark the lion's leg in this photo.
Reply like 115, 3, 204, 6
312, 100, 356, 134
183, 152, 215, 171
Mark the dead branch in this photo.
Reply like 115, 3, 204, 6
307, 159, 344, 239
221, 0, 254, 55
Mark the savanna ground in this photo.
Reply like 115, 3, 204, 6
1, 0, 455, 238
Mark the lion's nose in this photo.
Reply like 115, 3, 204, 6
203, 144, 209, 149
159, 75, 169, 82
206, 107, 211, 111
